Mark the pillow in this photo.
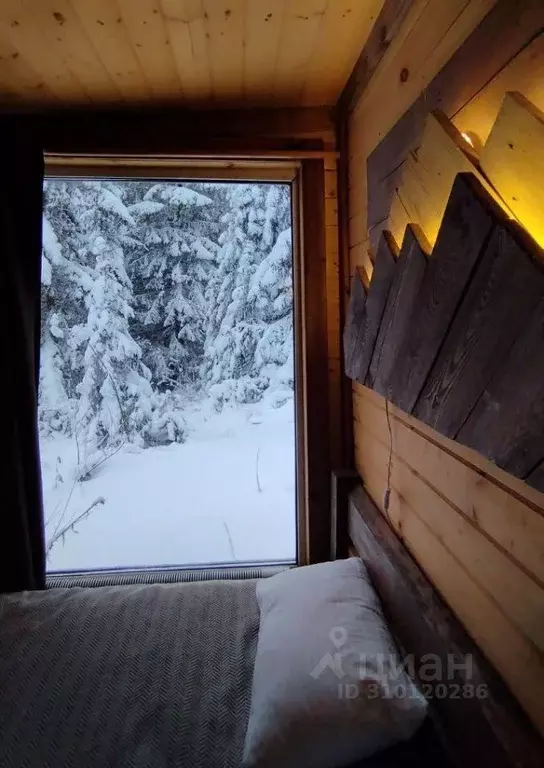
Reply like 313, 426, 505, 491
243, 558, 427, 768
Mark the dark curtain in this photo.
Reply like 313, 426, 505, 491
1, 117, 46, 593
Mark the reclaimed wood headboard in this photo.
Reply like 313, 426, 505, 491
348, 484, 543, 768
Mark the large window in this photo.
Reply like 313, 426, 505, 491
39, 178, 297, 571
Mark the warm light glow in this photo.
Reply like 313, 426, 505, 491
461, 132, 474, 148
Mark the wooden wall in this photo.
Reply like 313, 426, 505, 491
340, 0, 544, 735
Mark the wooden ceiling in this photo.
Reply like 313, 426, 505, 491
0, 0, 383, 109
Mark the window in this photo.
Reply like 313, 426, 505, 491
39, 177, 297, 571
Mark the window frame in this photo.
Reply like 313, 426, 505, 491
42, 153, 331, 567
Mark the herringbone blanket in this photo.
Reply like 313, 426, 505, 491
0, 579, 259, 768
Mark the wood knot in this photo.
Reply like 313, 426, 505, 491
400, 67, 409, 83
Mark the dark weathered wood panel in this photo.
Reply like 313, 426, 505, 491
367, 224, 428, 395
343, 270, 367, 379
527, 461, 544, 493
349, 485, 543, 768
338, 0, 416, 115
458, 298, 544, 478
352, 231, 397, 383
366, 0, 544, 230
414, 224, 544, 437
388, 174, 499, 413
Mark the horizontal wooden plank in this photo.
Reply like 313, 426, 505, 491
349, 485, 544, 766
353, 383, 544, 586
388, 173, 501, 414
353, 452, 544, 738
367, 224, 428, 394
356, 426, 544, 654
39, 106, 336, 154
352, 231, 397, 383
458, 298, 544, 478
414, 223, 544, 437
481, 91, 544, 250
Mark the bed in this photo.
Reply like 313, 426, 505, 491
0, 486, 541, 768
0, 579, 259, 768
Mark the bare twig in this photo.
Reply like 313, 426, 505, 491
223, 521, 236, 560
78, 440, 126, 482
256, 447, 263, 493
47, 496, 106, 554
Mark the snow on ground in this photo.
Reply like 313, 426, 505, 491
41, 398, 296, 572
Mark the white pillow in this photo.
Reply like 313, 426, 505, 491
243, 558, 427, 768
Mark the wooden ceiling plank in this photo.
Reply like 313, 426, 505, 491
302, 0, 384, 107
273, 0, 328, 107
202, 0, 246, 106
0, 31, 59, 104
23, 0, 122, 102
160, 0, 212, 102
481, 92, 544, 251
116, 0, 183, 101
0, 0, 86, 102
69, 0, 152, 101
244, 0, 286, 107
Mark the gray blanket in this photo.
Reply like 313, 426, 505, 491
0, 579, 259, 768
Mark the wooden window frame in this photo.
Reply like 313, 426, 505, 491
43, 153, 331, 566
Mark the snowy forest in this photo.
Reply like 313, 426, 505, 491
39, 180, 296, 570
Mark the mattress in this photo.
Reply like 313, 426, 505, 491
0, 579, 259, 768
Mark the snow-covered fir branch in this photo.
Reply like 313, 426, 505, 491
40, 180, 293, 455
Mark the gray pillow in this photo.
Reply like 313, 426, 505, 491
243, 558, 427, 768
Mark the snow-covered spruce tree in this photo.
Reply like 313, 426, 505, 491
127, 183, 218, 390
39, 218, 72, 436
40, 181, 101, 437
248, 226, 294, 405
203, 184, 292, 408
41, 181, 187, 467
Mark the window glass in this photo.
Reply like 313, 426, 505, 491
39, 180, 296, 570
